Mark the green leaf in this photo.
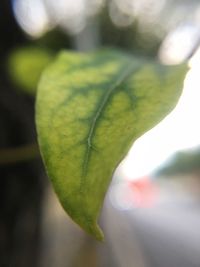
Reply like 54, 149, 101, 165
36, 49, 187, 240
8, 47, 54, 95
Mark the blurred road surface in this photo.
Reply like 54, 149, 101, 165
103, 182, 200, 267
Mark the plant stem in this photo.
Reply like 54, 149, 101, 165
0, 143, 40, 165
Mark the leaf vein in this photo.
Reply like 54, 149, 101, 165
81, 60, 140, 186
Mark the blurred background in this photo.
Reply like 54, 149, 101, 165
1, 0, 200, 266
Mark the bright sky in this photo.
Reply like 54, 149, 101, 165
121, 48, 200, 180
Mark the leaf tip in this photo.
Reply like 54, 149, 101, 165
91, 223, 104, 241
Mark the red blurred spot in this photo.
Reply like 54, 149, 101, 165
127, 177, 159, 208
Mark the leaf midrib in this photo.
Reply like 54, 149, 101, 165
81, 59, 140, 184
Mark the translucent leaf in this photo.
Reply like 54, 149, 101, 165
36, 49, 187, 240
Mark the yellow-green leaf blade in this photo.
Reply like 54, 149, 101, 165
36, 49, 187, 240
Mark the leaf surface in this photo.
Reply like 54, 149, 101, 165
36, 49, 187, 240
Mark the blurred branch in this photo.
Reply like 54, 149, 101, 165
0, 143, 40, 165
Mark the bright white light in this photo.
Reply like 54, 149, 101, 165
13, 0, 50, 38
121, 50, 200, 180
159, 24, 200, 65
109, 1, 134, 27
46, 0, 85, 19
13, 0, 105, 36
45, 0, 86, 34
45, 0, 104, 34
